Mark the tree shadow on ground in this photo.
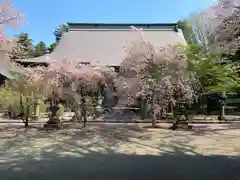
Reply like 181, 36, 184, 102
188, 123, 240, 136
101, 110, 139, 122
1, 124, 240, 180
0, 124, 153, 154
141, 122, 240, 136
1, 149, 240, 180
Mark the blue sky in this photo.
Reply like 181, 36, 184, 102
7, 0, 216, 46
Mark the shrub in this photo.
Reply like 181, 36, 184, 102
0, 87, 19, 115
38, 100, 47, 116
0, 85, 50, 119
58, 104, 65, 117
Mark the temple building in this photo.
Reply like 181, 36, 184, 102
0, 23, 187, 84
16, 23, 187, 69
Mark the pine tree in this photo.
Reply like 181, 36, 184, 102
9, 33, 34, 60
34, 41, 47, 57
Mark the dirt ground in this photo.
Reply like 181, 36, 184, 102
0, 123, 240, 180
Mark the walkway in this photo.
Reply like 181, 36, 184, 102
0, 123, 240, 180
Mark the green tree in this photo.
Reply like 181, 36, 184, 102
48, 42, 57, 53
34, 41, 47, 57
186, 44, 240, 94
177, 20, 196, 44
185, 44, 240, 120
48, 24, 69, 53
9, 33, 34, 60
54, 24, 69, 43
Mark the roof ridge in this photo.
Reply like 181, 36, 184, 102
67, 23, 178, 31
67, 22, 177, 26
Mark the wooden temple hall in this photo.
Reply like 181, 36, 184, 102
15, 23, 187, 70
0, 23, 187, 84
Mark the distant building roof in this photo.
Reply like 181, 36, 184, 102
17, 23, 187, 66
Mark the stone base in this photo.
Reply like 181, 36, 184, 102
218, 115, 226, 122
31, 115, 39, 120
169, 120, 192, 130
44, 124, 59, 129
44, 117, 62, 129
94, 109, 102, 118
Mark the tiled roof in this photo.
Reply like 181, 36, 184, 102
17, 23, 187, 66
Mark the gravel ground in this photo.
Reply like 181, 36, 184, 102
0, 123, 240, 180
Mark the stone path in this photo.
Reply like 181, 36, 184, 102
0, 123, 240, 180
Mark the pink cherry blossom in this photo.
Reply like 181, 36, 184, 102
115, 26, 198, 116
